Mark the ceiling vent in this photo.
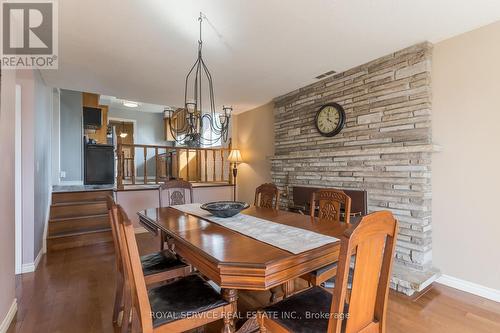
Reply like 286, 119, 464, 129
315, 70, 337, 80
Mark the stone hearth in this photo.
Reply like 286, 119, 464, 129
270, 42, 440, 296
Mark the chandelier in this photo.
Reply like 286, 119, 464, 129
165, 12, 232, 147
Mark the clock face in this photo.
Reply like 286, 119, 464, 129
315, 103, 346, 137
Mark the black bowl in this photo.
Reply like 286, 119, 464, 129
200, 201, 250, 218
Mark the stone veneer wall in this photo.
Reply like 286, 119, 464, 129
271, 42, 439, 296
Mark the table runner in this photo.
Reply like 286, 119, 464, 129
171, 203, 338, 254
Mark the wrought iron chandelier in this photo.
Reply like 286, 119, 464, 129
165, 12, 232, 147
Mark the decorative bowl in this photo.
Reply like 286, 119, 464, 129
200, 201, 250, 218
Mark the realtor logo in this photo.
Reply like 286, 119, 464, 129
1, 0, 58, 68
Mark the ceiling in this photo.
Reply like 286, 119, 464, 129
41, 0, 500, 113
99, 95, 165, 113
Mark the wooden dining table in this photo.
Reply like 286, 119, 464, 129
137, 205, 355, 333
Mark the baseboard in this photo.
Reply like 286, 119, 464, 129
0, 299, 17, 333
135, 227, 150, 234
20, 248, 43, 274
436, 274, 500, 303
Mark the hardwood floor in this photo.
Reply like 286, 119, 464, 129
8, 233, 500, 333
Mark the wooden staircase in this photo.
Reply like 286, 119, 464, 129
47, 190, 114, 252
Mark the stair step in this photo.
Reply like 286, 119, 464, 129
52, 190, 113, 204
52, 200, 106, 207
48, 227, 112, 239
47, 229, 113, 252
49, 214, 110, 235
50, 201, 108, 219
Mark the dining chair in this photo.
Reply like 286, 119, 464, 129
254, 183, 280, 210
310, 188, 352, 224
302, 189, 352, 287
117, 204, 235, 333
158, 180, 194, 250
257, 211, 398, 333
106, 196, 190, 331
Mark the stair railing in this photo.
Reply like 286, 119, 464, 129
115, 142, 233, 190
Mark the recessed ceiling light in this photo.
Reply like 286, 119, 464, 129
123, 100, 138, 108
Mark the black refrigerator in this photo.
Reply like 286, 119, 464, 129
84, 143, 115, 185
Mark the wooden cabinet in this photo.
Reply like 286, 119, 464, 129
83, 92, 108, 144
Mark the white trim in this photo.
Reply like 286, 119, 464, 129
20, 248, 43, 274
0, 299, 17, 333
134, 227, 149, 234
59, 180, 84, 185
15, 84, 22, 275
436, 275, 500, 303
42, 184, 52, 254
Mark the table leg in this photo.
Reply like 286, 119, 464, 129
282, 279, 295, 298
221, 288, 238, 333
269, 286, 282, 303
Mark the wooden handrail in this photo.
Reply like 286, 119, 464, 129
115, 142, 232, 189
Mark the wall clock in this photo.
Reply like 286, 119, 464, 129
314, 103, 346, 137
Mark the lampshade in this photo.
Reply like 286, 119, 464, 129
228, 149, 243, 164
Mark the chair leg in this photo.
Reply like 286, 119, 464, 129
121, 289, 132, 333
112, 275, 124, 325
269, 286, 280, 303
130, 308, 142, 333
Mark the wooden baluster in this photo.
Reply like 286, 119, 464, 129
228, 140, 233, 184
176, 148, 180, 179
165, 149, 169, 182
143, 147, 147, 184
117, 144, 124, 190
220, 149, 224, 182
186, 149, 190, 182
196, 150, 200, 181
155, 147, 159, 184
204, 150, 208, 182
131, 148, 136, 185
212, 150, 216, 182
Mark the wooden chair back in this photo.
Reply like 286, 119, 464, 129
328, 211, 398, 333
106, 195, 123, 273
310, 189, 352, 224
159, 180, 193, 207
116, 205, 155, 332
254, 183, 280, 210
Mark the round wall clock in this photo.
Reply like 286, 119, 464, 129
314, 103, 346, 137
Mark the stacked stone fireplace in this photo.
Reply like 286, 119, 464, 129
271, 42, 439, 296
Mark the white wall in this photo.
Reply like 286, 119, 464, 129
16, 70, 53, 265
0, 69, 17, 331
433, 20, 500, 290
59, 89, 82, 182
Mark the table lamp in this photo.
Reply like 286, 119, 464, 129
228, 149, 243, 201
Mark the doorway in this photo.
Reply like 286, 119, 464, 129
108, 118, 136, 184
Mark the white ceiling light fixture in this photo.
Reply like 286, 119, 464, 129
119, 122, 129, 138
123, 100, 139, 108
